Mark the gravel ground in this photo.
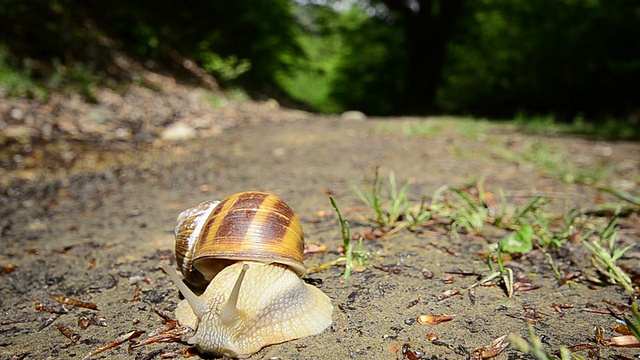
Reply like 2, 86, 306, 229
1, 78, 640, 359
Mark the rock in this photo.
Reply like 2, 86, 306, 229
89, 107, 116, 124
10, 108, 24, 121
77, 115, 110, 135
55, 116, 79, 135
160, 122, 197, 141
0, 126, 37, 143
264, 98, 280, 110
340, 110, 366, 121
113, 128, 132, 140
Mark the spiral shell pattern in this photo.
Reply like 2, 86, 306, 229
175, 192, 306, 288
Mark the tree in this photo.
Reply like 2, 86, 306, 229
438, 0, 640, 121
0, 0, 302, 93
381, 0, 463, 114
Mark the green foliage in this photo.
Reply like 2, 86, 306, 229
495, 138, 613, 185
327, 6, 405, 115
404, 188, 446, 231
598, 186, 640, 206
329, 196, 369, 279
201, 53, 251, 82
347, 166, 638, 296
515, 113, 640, 140
0, 0, 302, 94
2, 0, 639, 126
353, 167, 410, 228
499, 196, 548, 229
226, 88, 250, 102
624, 302, 640, 343
401, 121, 444, 137
508, 324, 582, 360
468, 245, 515, 298
0, 45, 99, 102
48, 60, 98, 102
353, 167, 449, 234
275, 5, 344, 113
582, 216, 635, 293
0, 48, 45, 100
449, 187, 488, 234
533, 207, 583, 249
499, 224, 533, 254
439, 0, 640, 121
448, 177, 491, 234
353, 167, 385, 226
278, 4, 405, 114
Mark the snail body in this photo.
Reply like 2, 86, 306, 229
162, 191, 332, 358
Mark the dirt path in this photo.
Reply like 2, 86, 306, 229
1, 115, 639, 359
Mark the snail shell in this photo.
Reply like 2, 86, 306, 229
162, 191, 333, 358
175, 192, 306, 288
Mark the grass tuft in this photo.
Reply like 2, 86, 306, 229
508, 324, 583, 360
353, 166, 409, 229
582, 216, 635, 293
329, 196, 369, 279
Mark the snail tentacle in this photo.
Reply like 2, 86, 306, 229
160, 262, 208, 319
219, 263, 249, 325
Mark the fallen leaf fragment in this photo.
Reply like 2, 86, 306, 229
314, 210, 331, 217
445, 269, 479, 276
613, 324, 633, 336
78, 316, 91, 330
605, 335, 640, 348
441, 274, 455, 284
436, 289, 462, 301
38, 314, 62, 330
557, 270, 581, 286
406, 298, 420, 309
35, 303, 69, 314
426, 332, 439, 341
582, 307, 616, 315
602, 298, 632, 313
135, 348, 164, 360
80, 314, 107, 329
554, 343, 599, 358
1, 264, 18, 275
56, 324, 80, 343
401, 342, 424, 360
130, 326, 190, 348
303, 243, 328, 255
157, 347, 198, 358
51, 294, 98, 310
471, 334, 509, 360
513, 282, 541, 292
83, 330, 145, 359
416, 314, 455, 325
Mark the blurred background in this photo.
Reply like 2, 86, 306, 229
0, 0, 639, 135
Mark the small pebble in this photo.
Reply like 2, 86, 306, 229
160, 122, 197, 141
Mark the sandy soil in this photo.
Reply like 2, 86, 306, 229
1, 113, 639, 359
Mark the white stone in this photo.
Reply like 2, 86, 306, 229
340, 110, 366, 121
160, 122, 197, 141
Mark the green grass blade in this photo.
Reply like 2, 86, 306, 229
597, 186, 640, 206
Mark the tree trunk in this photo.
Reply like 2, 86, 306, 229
389, 0, 463, 114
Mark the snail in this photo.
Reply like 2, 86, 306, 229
161, 191, 333, 358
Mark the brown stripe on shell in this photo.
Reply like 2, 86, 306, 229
245, 194, 303, 260
215, 192, 268, 241
190, 192, 306, 279
197, 192, 253, 251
